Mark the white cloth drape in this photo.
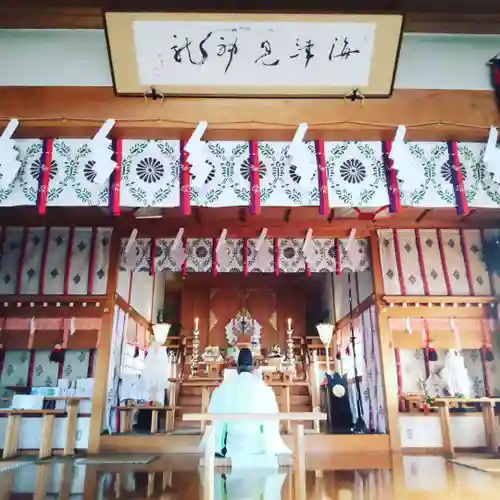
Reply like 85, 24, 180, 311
140, 341, 170, 404
441, 350, 473, 397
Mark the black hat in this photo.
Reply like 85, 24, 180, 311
237, 348, 253, 367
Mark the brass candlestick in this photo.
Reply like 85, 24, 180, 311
284, 327, 296, 374
191, 328, 200, 377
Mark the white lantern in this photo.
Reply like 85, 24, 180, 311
152, 323, 171, 345
316, 323, 335, 373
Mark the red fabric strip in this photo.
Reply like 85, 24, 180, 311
112, 139, 122, 216
0, 226, 6, 274
305, 262, 311, 277
415, 229, 430, 295
64, 227, 75, 295
249, 141, 261, 215
88, 349, 95, 377
459, 229, 475, 295
451, 142, 470, 216
180, 141, 191, 216
58, 352, 65, 380
436, 229, 453, 295
392, 230, 407, 295
315, 140, 329, 216
39, 227, 51, 294
212, 238, 218, 276
480, 320, 492, 397
16, 228, 29, 295
38, 139, 54, 215
27, 350, 35, 389
335, 239, 342, 275
87, 227, 98, 295
274, 238, 280, 276
243, 238, 249, 277
422, 319, 432, 377
383, 141, 402, 213
149, 273, 157, 323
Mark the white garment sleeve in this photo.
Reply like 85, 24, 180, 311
261, 384, 292, 455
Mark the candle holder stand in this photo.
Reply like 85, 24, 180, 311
283, 328, 296, 374
191, 328, 200, 377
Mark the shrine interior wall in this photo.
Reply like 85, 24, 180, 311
1, 30, 499, 90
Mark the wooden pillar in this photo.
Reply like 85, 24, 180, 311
201, 386, 210, 433
369, 231, 401, 451
293, 424, 306, 500
87, 230, 121, 453
2, 414, 21, 459
438, 404, 454, 457
482, 401, 499, 454
64, 399, 79, 455
203, 424, 215, 500
39, 413, 55, 459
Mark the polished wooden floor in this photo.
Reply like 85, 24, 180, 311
1, 454, 500, 499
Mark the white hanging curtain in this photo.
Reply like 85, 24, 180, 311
140, 340, 170, 404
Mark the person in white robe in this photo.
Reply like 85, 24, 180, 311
199, 348, 291, 460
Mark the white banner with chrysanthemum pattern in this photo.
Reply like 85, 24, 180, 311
325, 142, 388, 208
458, 142, 500, 209
121, 140, 180, 207
395, 142, 455, 207
2, 138, 500, 211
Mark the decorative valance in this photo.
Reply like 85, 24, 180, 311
120, 237, 371, 274
0, 226, 112, 296
1, 139, 499, 213
378, 228, 494, 297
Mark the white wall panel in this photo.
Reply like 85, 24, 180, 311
0, 30, 498, 90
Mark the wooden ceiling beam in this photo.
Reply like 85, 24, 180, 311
1, 7, 500, 34
1, 208, 499, 238
0, 87, 498, 142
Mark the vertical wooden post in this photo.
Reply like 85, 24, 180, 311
2, 414, 21, 459
39, 413, 55, 459
87, 230, 121, 453
150, 409, 159, 434
283, 385, 291, 434
293, 423, 306, 500
369, 231, 401, 451
439, 404, 454, 457
201, 386, 210, 433
310, 351, 321, 433
147, 473, 155, 497
482, 401, 499, 453
64, 399, 79, 455
203, 424, 215, 500
34, 464, 50, 500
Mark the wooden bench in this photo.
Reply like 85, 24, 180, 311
113, 404, 174, 434
2, 409, 64, 459
1, 396, 89, 459
183, 411, 327, 500
432, 398, 500, 457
